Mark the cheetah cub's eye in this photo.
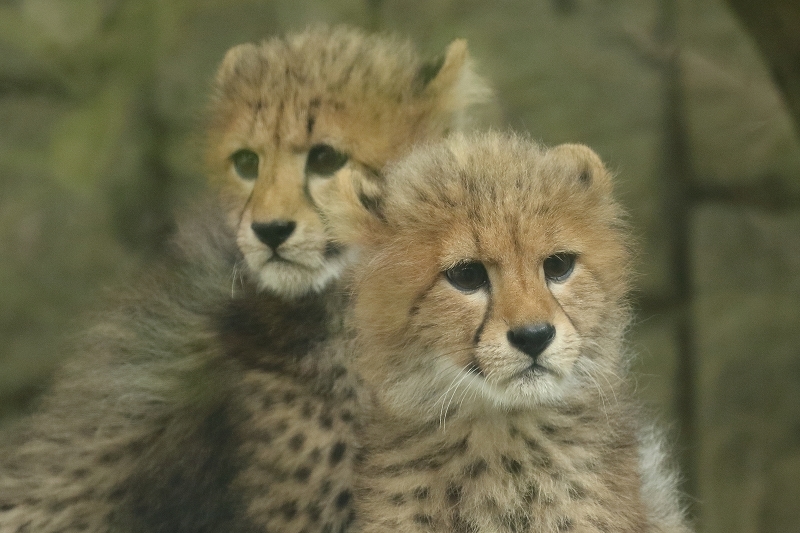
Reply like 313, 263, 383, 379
445, 261, 489, 293
306, 144, 349, 176
230, 149, 259, 180
543, 253, 577, 283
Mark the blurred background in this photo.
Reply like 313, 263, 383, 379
1, 0, 798, 531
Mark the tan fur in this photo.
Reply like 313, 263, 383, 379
206, 25, 488, 298
322, 132, 692, 533
0, 27, 487, 533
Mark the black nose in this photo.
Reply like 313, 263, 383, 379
251, 220, 296, 250
507, 323, 556, 360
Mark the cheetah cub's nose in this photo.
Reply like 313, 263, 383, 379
507, 323, 556, 360
251, 220, 296, 250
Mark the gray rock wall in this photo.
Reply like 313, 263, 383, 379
1, 0, 798, 531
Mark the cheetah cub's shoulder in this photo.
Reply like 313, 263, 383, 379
322, 132, 692, 533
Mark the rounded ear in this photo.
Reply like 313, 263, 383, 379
549, 143, 614, 194
418, 39, 491, 111
214, 42, 261, 89
315, 168, 386, 247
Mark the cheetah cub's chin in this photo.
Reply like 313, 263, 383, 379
206, 26, 489, 299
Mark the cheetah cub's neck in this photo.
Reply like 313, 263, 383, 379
323, 132, 657, 533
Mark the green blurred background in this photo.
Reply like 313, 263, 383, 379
1, 0, 799, 531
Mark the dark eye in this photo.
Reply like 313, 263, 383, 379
306, 144, 348, 176
445, 261, 489, 292
231, 149, 259, 180
543, 253, 576, 282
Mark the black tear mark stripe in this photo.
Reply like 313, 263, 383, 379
273, 100, 284, 146
472, 290, 492, 346
307, 98, 320, 137
408, 276, 441, 319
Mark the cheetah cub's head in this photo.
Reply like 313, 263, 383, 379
205, 26, 489, 299
322, 132, 631, 417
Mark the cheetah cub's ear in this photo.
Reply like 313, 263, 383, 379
547, 143, 615, 195
316, 169, 386, 247
213, 42, 261, 93
418, 39, 491, 126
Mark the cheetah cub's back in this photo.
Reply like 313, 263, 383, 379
322, 132, 692, 533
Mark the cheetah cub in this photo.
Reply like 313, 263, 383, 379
322, 132, 692, 533
0, 27, 487, 533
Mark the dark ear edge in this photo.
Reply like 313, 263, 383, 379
550, 143, 614, 193
416, 39, 469, 95
414, 54, 447, 92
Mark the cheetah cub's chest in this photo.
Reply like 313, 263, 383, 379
358, 410, 643, 533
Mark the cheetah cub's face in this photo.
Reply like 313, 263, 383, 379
205, 27, 488, 299
323, 133, 630, 416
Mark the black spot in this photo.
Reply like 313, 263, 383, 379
99, 450, 123, 464
389, 493, 405, 506
0, 502, 16, 511
319, 410, 334, 429
464, 459, 488, 478
499, 510, 530, 533
320, 480, 332, 496
501, 455, 523, 476
568, 483, 586, 500
288, 433, 306, 451
557, 516, 575, 531
329, 442, 347, 466
324, 241, 344, 258
294, 466, 312, 482
307, 503, 322, 522
413, 487, 430, 500
340, 410, 353, 423
280, 500, 298, 520
309, 447, 322, 463
330, 365, 347, 379
446, 483, 463, 505
579, 168, 592, 185
72, 468, 89, 479
261, 394, 274, 408
283, 391, 297, 405
301, 401, 315, 419
540, 424, 557, 435
522, 483, 539, 504
335, 490, 351, 509
413, 514, 434, 526
589, 517, 611, 533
